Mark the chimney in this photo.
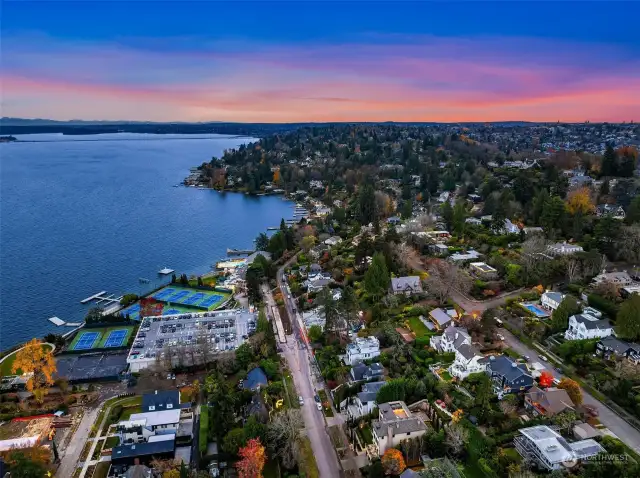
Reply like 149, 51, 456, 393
387, 425, 394, 452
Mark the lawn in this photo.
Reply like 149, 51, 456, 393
440, 370, 453, 381
406, 316, 431, 338
92, 461, 111, 478
0, 343, 53, 376
104, 436, 120, 449
298, 436, 320, 478
357, 425, 373, 445
92, 395, 141, 438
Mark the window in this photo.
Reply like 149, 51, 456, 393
167, 404, 173, 409
148, 406, 155, 411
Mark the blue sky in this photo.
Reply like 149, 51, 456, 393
3, 1, 639, 122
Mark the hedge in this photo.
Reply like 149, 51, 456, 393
587, 294, 619, 319
199, 405, 209, 455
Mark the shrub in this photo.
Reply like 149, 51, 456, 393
588, 294, 619, 319
199, 406, 209, 455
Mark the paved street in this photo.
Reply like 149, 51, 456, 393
269, 257, 342, 478
501, 328, 640, 451
56, 406, 100, 478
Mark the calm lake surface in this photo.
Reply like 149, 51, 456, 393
0, 133, 294, 350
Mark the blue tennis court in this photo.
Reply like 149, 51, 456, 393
104, 329, 128, 348
164, 308, 181, 315
73, 332, 100, 350
153, 288, 176, 300
201, 295, 222, 307
120, 304, 140, 321
168, 290, 190, 302
183, 292, 206, 305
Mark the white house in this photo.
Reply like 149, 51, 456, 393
117, 409, 181, 444
465, 217, 482, 226
502, 219, 520, 234
430, 325, 471, 353
449, 250, 481, 263
564, 313, 613, 341
514, 425, 604, 471
541, 291, 565, 311
372, 402, 428, 455
448, 344, 487, 380
324, 236, 343, 247
592, 271, 633, 287
547, 242, 584, 256
345, 337, 381, 365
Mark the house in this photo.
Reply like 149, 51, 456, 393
449, 250, 481, 263
514, 425, 604, 471
303, 308, 325, 330
372, 401, 428, 455
390, 276, 423, 296
425, 231, 451, 242
350, 362, 384, 382
387, 216, 402, 225
467, 194, 482, 204
448, 344, 487, 380
347, 381, 386, 419
429, 308, 453, 330
345, 337, 381, 365
523, 226, 544, 235
501, 219, 520, 234
142, 390, 181, 413
465, 217, 482, 226
592, 271, 633, 287
469, 262, 498, 279
621, 285, 640, 298
596, 204, 625, 220
243, 367, 268, 391
525, 386, 575, 417
309, 244, 329, 260
430, 243, 449, 256
305, 274, 333, 292
541, 291, 565, 311
315, 206, 331, 216
596, 336, 640, 364
324, 236, 343, 247
112, 435, 176, 466
430, 325, 470, 353
486, 355, 534, 396
564, 313, 612, 341
116, 409, 181, 445
547, 242, 584, 256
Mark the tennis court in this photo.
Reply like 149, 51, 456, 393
200, 295, 222, 307
168, 290, 191, 302
163, 308, 182, 315
72, 331, 100, 350
152, 288, 177, 301
103, 329, 129, 348
183, 292, 206, 305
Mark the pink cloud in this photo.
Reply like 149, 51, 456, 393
2, 34, 639, 122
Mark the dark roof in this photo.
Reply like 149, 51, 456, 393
243, 367, 268, 390
430, 308, 452, 327
573, 314, 611, 331
599, 336, 640, 355
142, 390, 180, 412
55, 352, 128, 382
112, 439, 175, 460
351, 362, 384, 381
488, 355, 532, 382
457, 344, 481, 361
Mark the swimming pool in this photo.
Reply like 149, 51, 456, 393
520, 303, 550, 318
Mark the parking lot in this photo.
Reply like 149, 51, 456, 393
127, 309, 256, 371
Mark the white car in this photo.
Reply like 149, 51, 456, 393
298, 396, 304, 406
316, 402, 322, 411
540, 355, 548, 361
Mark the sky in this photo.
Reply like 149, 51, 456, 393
2, 1, 640, 123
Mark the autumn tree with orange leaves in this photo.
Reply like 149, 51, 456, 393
236, 438, 266, 478
381, 448, 406, 475
12, 339, 56, 404
566, 187, 595, 215
538, 371, 554, 388
273, 168, 281, 185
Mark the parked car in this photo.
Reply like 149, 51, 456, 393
584, 404, 599, 417
314, 394, 321, 403
298, 396, 304, 406
316, 402, 322, 411
540, 356, 548, 361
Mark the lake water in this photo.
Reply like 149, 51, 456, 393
0, 133, 294, 350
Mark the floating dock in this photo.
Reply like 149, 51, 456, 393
48, 317, 82, 327
158, 267, 175, 275
80, 291, 107, 304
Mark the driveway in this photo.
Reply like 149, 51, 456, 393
501, 328, 640, 451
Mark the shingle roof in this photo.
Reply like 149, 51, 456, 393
142, 390, 180, 412
457, 344, 482, 361
573, 314, 611, 330
391, 276, 423, 293
488, 355, 531, 382
430, 308, 452, 327
244, 367, 268, 390
526, 386, 574, 415
112, 437, 175, 460
599, 336, 640, 354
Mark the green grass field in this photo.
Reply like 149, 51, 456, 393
69, 326, 134, 351
0, 343, 53, 376
407, 316, 430, 338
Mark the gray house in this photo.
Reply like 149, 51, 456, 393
390, 276, 423, 296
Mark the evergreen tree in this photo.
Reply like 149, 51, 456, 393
626, 196, 640, 225
601, 144, 618, 177
540, 196, 566, 239
452, 200, 467, 236
356, 183, 376, 225
531, 188, 549, 225
551, 296, 581, 332
364, 252, 390, 301
441, 201, 453, 230
616, 295, 640, 340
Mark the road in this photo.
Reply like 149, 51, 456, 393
56, 406, 101, 478
267, 257, 342, 478
501, 328, 640, 451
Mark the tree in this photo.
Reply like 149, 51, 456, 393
557, 378, 582, 406
452, 200, 467, 236
445, 424, 469, 457
499, 394, 518, 416
441, 201, 453, 230
267, 409, 303, 468
601, 144, 618, 177
5, 449, 48, 478
626, 196, 640, 225
381, 448, 406, 475
401, 200, 413, 220
235, 343, 254, 369
566, 187, 595, 215
550, 296, 580, 333
472, 373, 493, 420
376, 379, 407, 404
163, 470, 180, 478
12, 339, 56, 404
538, 371, 554, 388
356, 183, 377, 225
616, 294, 640, 341
120, 293, 139, 307
237, 438, 266, 478
540, 196, 566, 239
300, 235, 316, 253
223, 428, 247, 455
364, 252, 390, 301
424, 260, 471, 303
255, 233, 269, 251
308, 325, 323, 343
554, 410, 578, 431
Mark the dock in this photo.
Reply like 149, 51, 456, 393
48, 317, 82, 327
158, 267, 175, 275
80, 291, 122, 305
80, 291, 107, 304
226, 248, 255, 256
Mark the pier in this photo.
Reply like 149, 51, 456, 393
227, 248, 255, 256
48, 317, 82, 327
79, 291, 122, 305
